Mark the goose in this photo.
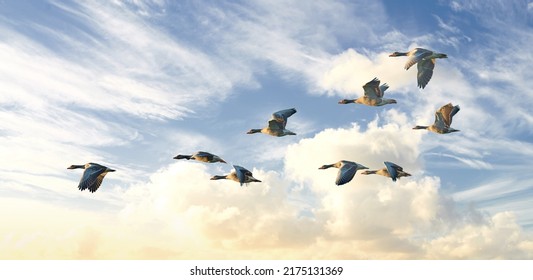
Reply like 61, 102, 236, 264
389, 48, 447, 89
173, 151, 226, 163
413, 103, 460, 134
361, 161, 411, 182
247, 108, 297, 137
210, 165, 261, 186
338, 77, 396, 106
67, 163, 115, 193
318, 160, 368, 186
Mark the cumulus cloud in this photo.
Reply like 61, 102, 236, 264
3, 112, 532, 259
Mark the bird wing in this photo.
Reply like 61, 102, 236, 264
78, 164, 107, 192
417, 58, 435, 89
362, 78, 382, 98
271, 108, 297, 128
89, 173, 109, 193
233, 165, 252, 186
438, 103, 460, 127
379, 83, 389, 97
335, 162, 357, 186
405, 48, 432, 70
195, 151, 214, 160
268, 119, 285, 130
384, 161, 401, 182
433, 111, 446, 129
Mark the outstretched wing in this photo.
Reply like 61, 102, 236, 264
271, 108, 297, 128
433, 111, 446, 128
362, 78, 382, 98
379, 83, 389, 97
233, 165, 253, 186
438, 103, 460, 127
268, 119, 284, 130
78, 164, 107, 192
384, 161, 401, 182
195, 151, 215, 160
335, 162, 357, 186
405, 48, 432, 70
417, 58, 435, 89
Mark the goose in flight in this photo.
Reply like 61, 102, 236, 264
247, 108, 297, 137
413, 103, 460, 134
174, 151, 226, 163
389, 48, 447, 89
319, 160, 368, 186
67, 163, 115, 193
338, 77, 396, 106
210, 165, 261, 186
361, 161, 411, 182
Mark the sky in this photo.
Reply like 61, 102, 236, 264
0, 0, 533, 259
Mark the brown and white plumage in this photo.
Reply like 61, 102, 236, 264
413, 103, 460, 134
389, 48, 447, 89
338, 78, 396, 106
318, 160, 368, 186
247, 108, 297, 137
67, 163, 115, 193
174, 151, 226, 163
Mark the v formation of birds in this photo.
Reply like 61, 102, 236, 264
69, 47, 458, 191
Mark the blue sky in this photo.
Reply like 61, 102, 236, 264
1, 0, 533, 259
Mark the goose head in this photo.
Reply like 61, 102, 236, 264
246, 129, 262, 134
210, 175, 227, 180
389, 51, 408, 57
338, 99, 355, 104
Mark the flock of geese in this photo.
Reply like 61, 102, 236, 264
68, 48, 459, 192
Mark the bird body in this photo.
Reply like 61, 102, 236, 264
413, 103, 460, 134
339, 78, 396, 106
174, 151, 226, 163
362, 161, 411, 182
247, 108, 297, 137
210, 165, 261, 186
67, 162, 115, 193
389, 48, 447, 89
319, 160, 368, 186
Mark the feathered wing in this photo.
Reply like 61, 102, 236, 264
195, 151, 215, 160
335, 163, 357, 186
267, 119, 284, 130
362, 78, 382, 98
379, 83, 389, 97
233, 165, 253, 186
404, 48, 431, 70
78, 164, 107, 192
438, 103, 460, 127
89, 173, 109, 193
384, 161, 401, 182
417, 58, 435, 89
271, 108, 297, 128
433, 111, 446, 129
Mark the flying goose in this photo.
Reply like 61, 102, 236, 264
210, 165, 261, 186
174, 151, 226, 163
338, 77, 396, 106
413, 103, 460, 134
247, 108, 297, 137
67, 162, 115, 193
389, 48, 447, 89
318, 160, 368, 186
361, 161, 411, 182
